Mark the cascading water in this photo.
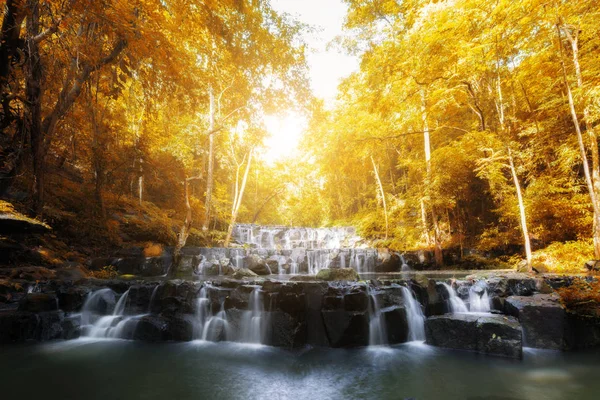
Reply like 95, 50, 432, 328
147, 285, 159, 313
400, 286, 425, 341
368, 287, 388, 346
239, 286, 267, 344
194, 286, 210, 339
468, 281, 491, 313
81, 289, 145, 338
233, 224, 360, 250
201, 304, 229, 341
193, 285, 230, 341
441, 283, 469, 313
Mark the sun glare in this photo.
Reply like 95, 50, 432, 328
262, 112, 306, 164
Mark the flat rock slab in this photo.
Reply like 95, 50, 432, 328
425, 313, 523, 359
505, 293, 568, 350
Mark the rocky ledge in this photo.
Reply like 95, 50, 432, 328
0, 274, 598, 359
426, 314, 522, 358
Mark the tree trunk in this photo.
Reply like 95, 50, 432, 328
90, 96, 106, 219
563, 25, 600, 258
370, 155, 388, 240
138, 156, 143, 205
508, 148, 532, 267
202, 86, 215, 231
557, 23, 600, 258
421, 89, 442, 266
224, 149, 253, 247
25, 0, 45, 214
170, 177, 193, 277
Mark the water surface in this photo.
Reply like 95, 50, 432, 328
1, 340, 598, 400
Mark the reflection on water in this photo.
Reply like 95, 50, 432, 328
1, 341, 598, 400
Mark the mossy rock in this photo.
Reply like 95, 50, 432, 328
316, 268, 359, 281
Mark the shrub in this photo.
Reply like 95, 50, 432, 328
529, 240, 594, 273
557, 278, 600, 317
90, 265, 119, 279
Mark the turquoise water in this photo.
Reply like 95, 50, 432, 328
1, 340, 598, 400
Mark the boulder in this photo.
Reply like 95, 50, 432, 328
568, 313, 600, 349
55, 265, 89, 282
268, 311, 306, 347
0, 309, 64, 343
231, 268, 258, 280
322, 310, 369, 347
375, 250, 401, 272
344, 291, 368, 312
383, 306, 409, 344
114, 256, 169, 277
425, 313, 522, 358
133, 315, 168, 341
245, 254, 272, 276
166, 314, 195, 341
19, 293, 59, 312
315, 268, 359, 281
57, 286, 91, 311
61, 314, 81, 339
505, 294, 568, 350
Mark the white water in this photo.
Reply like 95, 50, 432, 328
368, 288, 388, 346
239, 287, 267, 344
441, 283, 469, 313
81, 289, 146, 339
147, 285, 159, 313
233, 224, 360, 250
468, 281, 491, 313
400, 286, 425, 341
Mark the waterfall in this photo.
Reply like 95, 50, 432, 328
81, 289, 145, 339
192, 285, 230, 341
400, 286, 425, 341
194, 286, 211, 339
239, 286, 267, 344
147, 285, 159, 313
368, 288, 388, 346
201, 305, 229, 342
469, 281, 491, 313
441, 283, 469, 313
400, 254, 411, 271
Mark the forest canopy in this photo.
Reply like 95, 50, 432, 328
1, 0, 600, 272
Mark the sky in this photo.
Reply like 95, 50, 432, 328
261, 0, 359, 164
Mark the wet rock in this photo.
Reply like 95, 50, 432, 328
315, 268, 359, 281
133, 315, 169, 341
57, 286, 91, 312
568, 313, 600, 349
505, 294, 568, 350
383, 306, 409, 344
114, 256, 169, 277
166, 314, 195, 341
323, 295, 343, 310
507, 278, 538, 296
7, 266, 56, 281
322, 310, 369, 347
231, 268, 258, 280
289, 275, 316, 282
19, 293, 59, 312
268, 311, 306, 347
55, 266, 89, 282
425, 313, 522, 358
278, 292, 306, 315
375, 250, 400, 272
0, 309, 64, 343
61, 314, 81, 339
244, 254, 272, 275
344, 291, 368, 312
